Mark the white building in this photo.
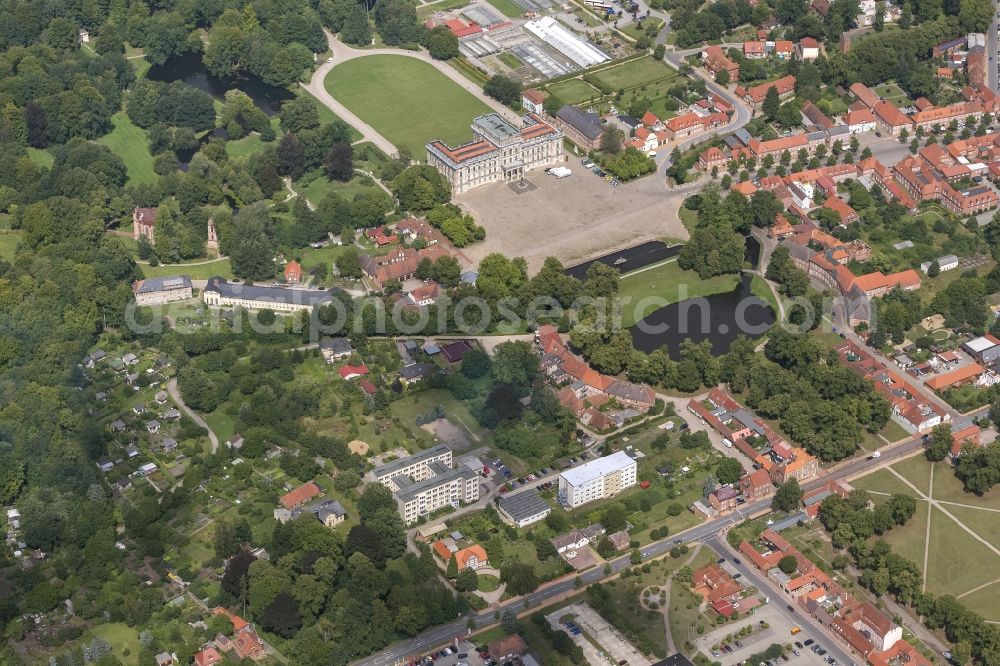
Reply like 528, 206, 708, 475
133, 275, 193, 306
920, 254, 959, 273
558, 451, 637, 508
371, 446, 479, 524
426, 113, 563, 194
203, 276, 337, 313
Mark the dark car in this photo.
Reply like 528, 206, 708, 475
804, 639, 814, 646
795, 642, 803, 648
717, 558, 725, 564
786, 604, 795, 612
732, 558, 741, 565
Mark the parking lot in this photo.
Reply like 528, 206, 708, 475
695, 603, 844, 666
549, 603, 653, 666
413, 640, 489, 666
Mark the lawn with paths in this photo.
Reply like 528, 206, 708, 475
325, 55, 492, 156
140, 257, 233, 280
98, 111, 157, 185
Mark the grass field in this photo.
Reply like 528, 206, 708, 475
546, 78, 602, 105
27, 147, 53, 169
852, 456, 1000, 619
88, 622, 141, 666
750, 275, 778, 316
591, 57, 675, 90
140, 257, 232, 280
325, 56, 491, 156
98, 112, 157, 185
617, 260, 741, 327
484, 0, 525, 17
301, 172, 386, 208
477, 574, 501, 592
417, 0, 470, 18
0, 232, 20, 261
497, 51, 523, 69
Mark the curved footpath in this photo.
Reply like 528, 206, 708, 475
166, 377, 220, 454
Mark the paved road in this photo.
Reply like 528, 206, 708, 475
353, 434, 932, 666
166, 377, 220, 453
989, 2, 998, 93
302, 30, 520, 157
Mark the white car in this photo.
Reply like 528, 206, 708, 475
326, 57, 334, 63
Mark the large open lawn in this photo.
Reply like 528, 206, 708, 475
617, 260, 741, 327
98, 112, 157, 185
325, 56, 491, 156
590, 57, 675, 90
546, 78, 602, 105
140, 257, 232, 280
852, 455, 1000, 619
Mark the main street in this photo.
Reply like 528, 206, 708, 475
353, 434, 931, 666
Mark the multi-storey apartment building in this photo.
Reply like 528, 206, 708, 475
558, 451, 637, 508
426, 113, 562, 193
371, 446, 479, 523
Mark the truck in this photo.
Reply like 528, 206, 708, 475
867, 451, 881, 460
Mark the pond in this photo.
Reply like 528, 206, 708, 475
564, 240, 682, 280
146, 52, 293, 116
629, 274, 775, 358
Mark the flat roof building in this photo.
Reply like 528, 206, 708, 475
497, 488, 552, 528
133, 275, 193, 306
372, 446, 479, 523
558, 451, 637, 508
203, 277, 339, 313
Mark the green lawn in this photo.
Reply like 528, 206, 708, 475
925, 506, 1000, 598
545, 78, 602, 105
417, 0, 470, 18
204, 407, 237, 445
880, 498, 929, 571
619, 18, 664, 42
301, 172, 386, 208
88, 622, 141, 666
0, 231, 20, 261
617, 260, 741, 327
666, 547, 718, 654
484, 0, 525, 17
478, 573, 501, 592
141, 258, 232, 280
879, 420, 910, 444
27, 147, 53, 169
952, 580, 1000, 621
97, 111, 157, 185
889, 455, 932, 496
750, 275, 778, 316
850, 468, 917, 497
497, 51, 523, 69
325, 56, 491, 156
944, 505, 1000, 556
590, 57, 675, 90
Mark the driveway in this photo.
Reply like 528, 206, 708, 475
166, 377, 219, 453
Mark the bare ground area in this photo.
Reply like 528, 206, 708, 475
420, 417, 473, 450
456, 171, 691, 272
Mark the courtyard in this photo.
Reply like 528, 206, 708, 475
456, 167, 690, 271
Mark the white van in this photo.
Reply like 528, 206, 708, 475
721, 438, 733, 448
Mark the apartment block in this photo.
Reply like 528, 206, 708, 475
371, 446, 479, 523
558, 451, 637, 508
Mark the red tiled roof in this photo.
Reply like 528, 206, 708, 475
925, 363, 984, 390
455, 544, 488, 569
359, 379, 377, 395
280, 481, 321, 509
339, 363, 369, 379
522, 89, 546, 104
739, 75, 796, 103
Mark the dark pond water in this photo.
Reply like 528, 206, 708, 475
176, 127, 230, 171
146, 52, 293, 116
629, 273, 775, 358
564, 240, 682, 280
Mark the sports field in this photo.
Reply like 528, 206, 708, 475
98, 111, 156, 185
325, 55, 492, 156
852, 456, 1000, 620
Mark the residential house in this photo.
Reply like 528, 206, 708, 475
211, 607, 265, 660
802, 101, 834, 129
279, 481, 321, 509
822, 196, 860, 224
440, 339, 476, 363
339, 363, 369, 380
320, 337, 353, 362
702, 45, 740, 81
358, 379, 377, 396
226, 434, 244, 450
743, 41, 766, 58
872, 100, 912, 135
709, 486, 741, 512
740, 469, 773, 499
551, 523, 605, 553
146, 420, 160, 434
845, 108, 876, 133
950, 424, 982, 458
735, 75, 796, 109
284, 260, 302, 284
698, 146, 729, 171
521, 89, 547, 114
488, 635, 528, 663
193, 648, 223, 666
399, 362, 433, 385
155, 390, 168, 405
405, 282, 442, 307
797, 37, 821, 60
608, 530, 631, 551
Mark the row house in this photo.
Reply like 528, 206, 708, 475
837, 340, 949, 432
822, 196, 860, 224
873, 100, 912, 135
662, 111, 728, 141
702, 45, 740, 81
801, 101, 834, 129
698, 146, 729, 171
845, 108, 876, 133
746, 133, 810, 159
894, 156, 998, 214
849, 82, 881, 110
909, 100, 985, 132
735, 75, 797, 109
